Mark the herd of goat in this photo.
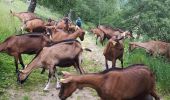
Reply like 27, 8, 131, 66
1, 10, 169, 100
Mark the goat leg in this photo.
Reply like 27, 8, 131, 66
44, 67, 54, 91
19, 55, 25, 69
14, 56, 19, 73
105, 59, 109, 70
119, 58, 123, 69
112, 59, 116, 68
41, 68, 46, 74
150, 89, 160, 100
55, 71, 61, 89
75, 53, 85, 74
100, 36, 104, 46
96, 36, 98, 45
74, 62, 83, 74
44, 78, 51, 91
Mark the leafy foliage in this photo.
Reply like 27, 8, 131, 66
38, 0, 170, 41
119, 0, 170, 41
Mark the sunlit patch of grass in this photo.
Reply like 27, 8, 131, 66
22, 95, 30, 100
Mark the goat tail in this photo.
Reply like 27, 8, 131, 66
83, 47, 92, 52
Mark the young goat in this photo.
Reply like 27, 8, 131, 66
103, 36, 124, 69
89, 28, 105, 45
98, 25, 134, 40
10, 10, 38, 22
22, 18, 46, 33
46, 26, 85, 42
0, 33, 51, 72
129, 40, 170, 58
17, 39, 90, 91
59, 64, 159, 100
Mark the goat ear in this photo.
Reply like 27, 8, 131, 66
62, 71, 72, 78
60, 77, 72, 83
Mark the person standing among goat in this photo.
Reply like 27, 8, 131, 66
76, 17, 82, 28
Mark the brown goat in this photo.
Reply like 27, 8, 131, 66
90, 28, 105, 45
46, 17, 76, 33
59, 64, 159, 100
46, 26, 85, 41
46, 18, 58, 26
103, 36, 124, 69
22, 18, 46, 33
98, 25, 134, 40
10, 10, 38, 22
17, 39, 90, 91
56, 17, 72, 32
0, 33, 51, 72
129, 40, 170, 58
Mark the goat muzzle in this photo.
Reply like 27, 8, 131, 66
112, 41, 117, 46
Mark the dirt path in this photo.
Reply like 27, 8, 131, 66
7, 33, 103, 100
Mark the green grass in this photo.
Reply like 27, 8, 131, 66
22, 95, 30, 100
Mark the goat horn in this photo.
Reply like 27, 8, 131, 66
19, 70, 25, 73
25, 65, 28, 68
61, 71, 71, 75
60, 79, 66, 83
60, 78, 72, 83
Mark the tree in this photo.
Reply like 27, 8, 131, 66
121, 0, 170, 41
27, 0, 37, 13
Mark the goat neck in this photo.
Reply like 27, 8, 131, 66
11, 12, 23, 21
68, 30, 81, 39
72, 74, 103, 90
131, 42, 152, 51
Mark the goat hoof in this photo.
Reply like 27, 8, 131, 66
43, 88, 49, 92
56, 87, 60, 90
56, 85, 61, 90
56, 82, 61, 89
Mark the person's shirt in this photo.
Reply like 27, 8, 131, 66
76, 18, 82, 25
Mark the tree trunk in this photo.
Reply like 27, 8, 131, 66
27, 0, 36, 13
